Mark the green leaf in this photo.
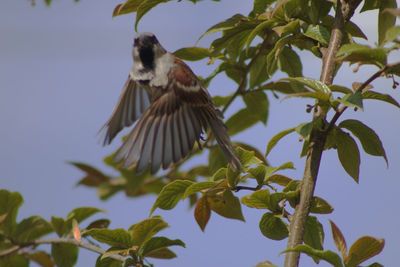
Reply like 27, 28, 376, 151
282, 77, 331, 94
259, 212, 288, 240
362, 90, 400, 109
183, 181, 218, 199
0, 190, 23, 235
236, 146, 263, 167
248, 165, 269, 185
249, 52, 268, 88
339, 92, 363, 110
69, 162, 109, 187
261, 80, 307, 94
86, 219, 111, 230
383, 26, 400, 44
265, 127, 296, 156
144, 247, 177, 259
28, 251, 55, 267
213, 94, 234, 107
209, 145, 229, 173
241, 189, 270, 209
173, 47, 209, 61
252, 0, 275, 15
245, 20, 275, 52
303, 216, 324, 251
211, 167, 227, 181
243, 90, 269, 124
51, 216, 67, 237
208, 190, 245, 221
131, 217, 169, 247
112, 0, 142, 17
225, 108, 261, 136
278, 46, 303, 77
199, 14, 246, 40
336, 129, 360, 183
0, 254, 29, 267
329, 220, 348, 261
336, 44, 387, 67
378, 0, 397, 45
310, 196, 334, 214
304, 24, 330, 46
273, 19, 300, 37
141, 236, 185, 256
339, 119, 388, 165
150, 180, 194, 214
15, 216, 53, 242
282, 245, 344, 267
135, 0, 169, 31
295, 122, 313, 138
67, 207, 105, 224
51, 243, 78, 267
95, 255, 122, 267
266, 174, 293, 186
194, 195, 211, 231
360, 0, 380, 12
85, 228, 132, 248
330, 85, 353, 94
346, 236, 385, 266
236, 143, 267, 165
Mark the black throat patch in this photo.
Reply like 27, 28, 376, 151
139, 46, 154, 70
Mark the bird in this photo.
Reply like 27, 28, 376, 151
100, 32, 241, 174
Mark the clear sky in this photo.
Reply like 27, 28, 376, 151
1, 0, 399, 266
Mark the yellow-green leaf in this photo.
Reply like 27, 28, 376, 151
265, 127, 296, 156
329, 220, 348, 261
346, 236, 385, 266
131, 217, 168, 246
208, 190, 245, 221
241, 190, 270, 209
150, 180, 194, 214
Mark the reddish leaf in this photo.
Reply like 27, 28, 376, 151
194, 195, 211, 231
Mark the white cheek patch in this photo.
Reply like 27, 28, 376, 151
150, 54, 174, 88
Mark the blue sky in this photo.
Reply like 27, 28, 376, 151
1, 0, 399, 266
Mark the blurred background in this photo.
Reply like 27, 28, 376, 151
1, 0, 399, 266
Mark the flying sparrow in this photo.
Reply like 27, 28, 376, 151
101, 32, 241, 174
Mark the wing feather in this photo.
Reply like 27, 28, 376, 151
100, 76, 150, 145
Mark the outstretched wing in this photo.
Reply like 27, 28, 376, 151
114, 58, 215, 174
100, 76, 150, 145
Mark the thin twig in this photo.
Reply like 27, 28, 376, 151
233, 184, 262, 192
327, 62, 400, 131
0, 238, 126, 262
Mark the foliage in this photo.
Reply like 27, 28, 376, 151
0, 189, 184, 266
5, 0, 400, 266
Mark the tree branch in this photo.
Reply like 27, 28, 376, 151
284, 1, 362, 266
328, 62, 400, 130
222, 34, 271, 113
0, 238, 126, 262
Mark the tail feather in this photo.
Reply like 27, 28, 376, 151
209, 118, 241, 171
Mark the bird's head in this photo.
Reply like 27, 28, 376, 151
132, 32, 166, 70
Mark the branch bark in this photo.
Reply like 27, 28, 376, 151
284, 1, 362, 266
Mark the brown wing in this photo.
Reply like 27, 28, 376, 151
114, 57, 241, 173
99, 76, 150, 145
